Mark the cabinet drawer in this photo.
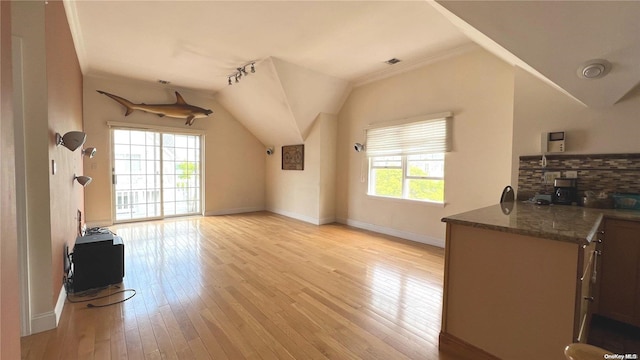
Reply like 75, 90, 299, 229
577, 243, 597, 342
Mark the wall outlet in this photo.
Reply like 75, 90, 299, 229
565, 170, 578, 179
543, 171, 561, 184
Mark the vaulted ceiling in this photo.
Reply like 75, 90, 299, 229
64, 1, 640, 145
435, 1, 640, 109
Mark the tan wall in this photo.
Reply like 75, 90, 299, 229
511, 68, 640, 187
82, 75, 265, 225
1, 0, 21, 357
265, 113, 337, 224
318, 113, 337, 222
46, 0, 84, 308
336, 48, 514, 245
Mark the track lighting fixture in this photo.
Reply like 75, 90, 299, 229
354, 143, 366, 152
56, 131, 87, 152
74, 174, 92, 187
82, 147, 97, 158
227, 62, 256, 86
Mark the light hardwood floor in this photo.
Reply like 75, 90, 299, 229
21, 212, 455, 359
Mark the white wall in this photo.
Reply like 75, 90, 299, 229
83, 75, 265, 226
336, 48, 514, 246
511, 68, 640, 186
265, 113, 337, 224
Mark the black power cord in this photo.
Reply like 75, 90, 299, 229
66, 284, 136, 308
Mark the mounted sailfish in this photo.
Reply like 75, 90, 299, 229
97, 90, 213, 126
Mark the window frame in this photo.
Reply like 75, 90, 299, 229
368, 152, 445, 203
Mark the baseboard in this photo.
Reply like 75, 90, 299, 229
267, 208, 324, 225
29, 285, 66, 335
55, 284, 66, 326
204, 206, 265, 216
336, 217, 445, 248
439, 331, 500, 360
30, 311, 57, 335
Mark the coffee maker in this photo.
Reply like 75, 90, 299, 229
553, 178, 577, 205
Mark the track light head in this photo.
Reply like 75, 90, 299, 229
82, 147, 97, 158
56, 131, 87, 152
74, 174, 92, 187
354, 143, 365, 152
226, 62, 257, 86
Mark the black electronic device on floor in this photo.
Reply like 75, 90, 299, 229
71, 232, 124, 292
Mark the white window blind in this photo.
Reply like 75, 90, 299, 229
365, 113, 451, 157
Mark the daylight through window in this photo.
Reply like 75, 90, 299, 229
366, 114, 450, 203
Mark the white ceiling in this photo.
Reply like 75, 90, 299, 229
64, 0, 472, 93
64, 1, 640, 144
436, 0, 640, 108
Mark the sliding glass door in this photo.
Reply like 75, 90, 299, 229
113, 129, 201, 223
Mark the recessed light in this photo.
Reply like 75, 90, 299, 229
385, 58, 401, 65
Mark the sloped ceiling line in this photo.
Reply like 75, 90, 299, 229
216, 57, 350, 147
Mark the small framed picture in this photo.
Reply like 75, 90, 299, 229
282, 144, 304, 170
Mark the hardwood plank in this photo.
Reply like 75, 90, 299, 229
21, 212, 449, 359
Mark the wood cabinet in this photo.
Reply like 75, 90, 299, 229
439, 223, 596, 360
597, 219, 640, 327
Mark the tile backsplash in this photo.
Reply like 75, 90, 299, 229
517, 153, 640, 200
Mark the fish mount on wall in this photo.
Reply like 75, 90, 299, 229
97, 90, 213, 126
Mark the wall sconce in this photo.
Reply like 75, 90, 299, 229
82, 147, 97, 158
266, 147, 274, 156
56, 131, 86, 152
74, 174, 92, 187
354, 143, 366, 152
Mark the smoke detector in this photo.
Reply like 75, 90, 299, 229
577, 60, 611, 79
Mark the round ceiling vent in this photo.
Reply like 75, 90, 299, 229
577, 59, 611, 79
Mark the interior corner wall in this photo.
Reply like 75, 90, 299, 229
82, 75, 265, 225
318, 113, 337, 223
336, 48, 514, 245
511, 67, 640, 187
12, 0, 56, 329
46, 0, 83, 310
266, 113, 337, 224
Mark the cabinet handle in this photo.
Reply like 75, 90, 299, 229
584, 296, 594, 302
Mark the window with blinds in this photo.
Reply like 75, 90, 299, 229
365, 113, 450, 203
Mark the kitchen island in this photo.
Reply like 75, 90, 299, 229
439, 202, 640, 360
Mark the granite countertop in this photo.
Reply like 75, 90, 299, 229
442, 202, 640, 245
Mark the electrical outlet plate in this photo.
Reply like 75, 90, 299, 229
544, 171, 561, 184
565, 170, 578, 179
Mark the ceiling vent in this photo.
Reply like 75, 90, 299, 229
577, 60, 611, 80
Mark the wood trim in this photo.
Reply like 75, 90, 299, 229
440, 223, 452, 332
439, 332, 500, 360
